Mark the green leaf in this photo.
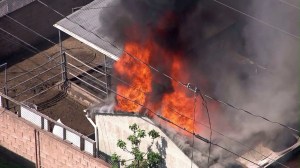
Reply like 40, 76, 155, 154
137, 129, 146, 138
113, 124, 163, 168
117, 140, 127, 150
111, 153, 120, 168
129, 123, 139, 132
147, 152, 162, 167
148, 130, 160, 139
128, 135, 141, 146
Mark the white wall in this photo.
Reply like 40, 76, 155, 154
95, 114, 198, 168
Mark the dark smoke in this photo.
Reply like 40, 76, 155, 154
99, 0, 300, 167
99, 0, 242, 102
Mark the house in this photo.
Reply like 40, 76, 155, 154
54, 0, 300, 167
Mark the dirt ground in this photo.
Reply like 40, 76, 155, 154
0, 36, 107, 135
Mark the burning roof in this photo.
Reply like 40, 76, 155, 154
58, 0, 299, 167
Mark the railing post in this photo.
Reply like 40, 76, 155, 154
17, 106, 21, 117
46, 120, 51, 132
41, 117, 44, 129
61, 52, 68, 84
92, 141, 96, 157
59, 30, 68, 84
80, 136, 84, 151
104, 55, 109, 98
63, 128, 66, 140
0, 63, 9, 109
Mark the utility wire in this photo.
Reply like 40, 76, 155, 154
191, 89, 197, 168
213, 0, 300, 40
65, 51, 290, 167
0, 27, 43, 55
36, 0, 300, 135
4, 0, 292, 165
7, 53, 61, 82
278, 0, 300, 10
197, 87, 212, 168
203, 94, 299, 133
75, 70, 260, 167
3, 13, 85, 56
32, 2, 295, 167
108, 87, 261, 167
68, 53, 291, 168
81, 59, 292, 168
65, 60, 262, 167
4, 14, 56, 45
0, 33, 38, 54
78, 5, 120, 10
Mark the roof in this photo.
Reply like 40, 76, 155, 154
0, 0, 35, 17
54, 0, 121, 61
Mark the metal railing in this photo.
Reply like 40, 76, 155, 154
0, 92, 97, 156
65, 52, 109, 101
0, 50, 112, 161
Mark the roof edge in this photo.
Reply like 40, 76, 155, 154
53, 23, 120, 61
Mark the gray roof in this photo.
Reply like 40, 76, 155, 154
0, 0, 35, 17
54, 0, 121, 61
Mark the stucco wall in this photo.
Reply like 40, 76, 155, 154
96, 114, 198, 168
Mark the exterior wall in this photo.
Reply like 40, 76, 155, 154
0, 107, 109, 168
0, 0, 93, 58
96, 114, 198, 168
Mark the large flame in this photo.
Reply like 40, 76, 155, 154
114, 36, 204, 133
161, 57, 201, 133
114, 41, 153, 112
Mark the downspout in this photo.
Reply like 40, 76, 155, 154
85, 112, 99, 157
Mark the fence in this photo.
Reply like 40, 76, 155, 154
0, 50, 113, 163
0, 93, 97, 157
65, 52, 109, 102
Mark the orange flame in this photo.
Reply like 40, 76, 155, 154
114, 41, 153, 112
161, 57, 202, 133
114, 36, 206, 133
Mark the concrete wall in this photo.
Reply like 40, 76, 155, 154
0, 0, 93, 58
0, 107, 110, 168
96, 114, 198, 168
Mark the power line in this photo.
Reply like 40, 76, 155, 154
3, 13, 88, 56
0, 27, 42, 55
197, 87, 212, 167
65, 59, 264, 167
0, 33, 38, 54
191, 89, 196, 168
64, 51, 289, 167
278, 0, 300, 10
203, 94, 299, 134
4, 14, 56, 45
102, 78, 260, 167
78, 5, 120, 10
36, 0, 300, 135
33, 1, 296, 166
65, 59, 254, 165
7, 53, 61, 82
213, 0, 300, 40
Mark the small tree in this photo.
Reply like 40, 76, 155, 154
111, 123, 162, 168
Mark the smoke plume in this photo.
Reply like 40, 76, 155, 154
98, 0, 300, 166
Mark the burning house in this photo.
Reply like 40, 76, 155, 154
54, 0, 300, 167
